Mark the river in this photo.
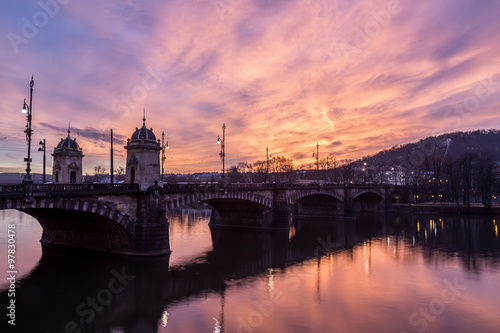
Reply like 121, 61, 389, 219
1, 209, 500, 332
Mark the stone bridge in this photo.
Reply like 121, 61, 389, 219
0, 182, 392, 256
162, 183, 392, 229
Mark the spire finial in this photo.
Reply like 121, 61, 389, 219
68, 122, 71, 137
143, 108, 146, 126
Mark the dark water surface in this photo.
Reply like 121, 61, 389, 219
1, 209, 500, 332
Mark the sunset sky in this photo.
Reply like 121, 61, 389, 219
1, 0, 500, 175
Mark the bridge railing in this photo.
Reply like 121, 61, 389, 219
0, 183, 139, 195
0, 185, 24, 193
162, 182, 388, 191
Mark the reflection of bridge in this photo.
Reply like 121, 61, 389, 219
0, 182, 392, 255
0, 217, 388, 333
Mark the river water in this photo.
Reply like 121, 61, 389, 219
1, 209, 500, 333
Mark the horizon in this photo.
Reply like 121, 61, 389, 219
0, 128, 496, 178
2, 1, 500, 175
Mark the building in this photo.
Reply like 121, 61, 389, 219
125, 115, 162, 189
52, 128, 84, 183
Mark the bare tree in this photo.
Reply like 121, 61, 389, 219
477, 156, 496, 208
460, 153, 476, 207
114, 166, 126, 181
93, 165, 107, 182
339, 159, 354, 184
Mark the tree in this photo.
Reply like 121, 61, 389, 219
227, 165, 240, 183
422, 155, 442, 202
271, 156, 294, 183
252, 160, 267, 183
93, 165, 107, 182
338, 159, 354, 184
460, 153, 476, 207
477, 156, 496, 208
442, 159, 461, 207
115, 166, 125, 176
114, 166, 126, 181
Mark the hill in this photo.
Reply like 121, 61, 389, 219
359, 129, 500, 168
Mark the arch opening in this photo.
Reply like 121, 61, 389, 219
353, 192, 385, 213
391, 190, 405, 204
294, 194, 344, 217
21, 208, 133, 254
207, 198, 273, 228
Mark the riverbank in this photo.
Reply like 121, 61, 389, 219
393, 203, 500, 215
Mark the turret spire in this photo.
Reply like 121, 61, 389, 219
143, 108, 146, 127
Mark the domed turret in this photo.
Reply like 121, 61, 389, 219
56, 132, 81, 150
125, 111, 162, 188
130, 116, 157, 142
52, 127, 84, 184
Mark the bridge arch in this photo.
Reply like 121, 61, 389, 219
1, 197, 137, 254
164, 191, 272, 211
352, 191, 385, 213
287, 189, 344, 204
390, 189, 405, 203
352, 188, 385, 200
289, 191, 345, 217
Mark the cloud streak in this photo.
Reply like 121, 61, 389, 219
1, 0, 500, 174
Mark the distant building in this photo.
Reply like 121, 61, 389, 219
124, 115, 162, 189
52, 129, 84, 183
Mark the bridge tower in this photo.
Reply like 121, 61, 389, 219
125, 113, 162, 190
51, 127, 84, 183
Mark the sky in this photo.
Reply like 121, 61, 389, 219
1, 0, 500, 175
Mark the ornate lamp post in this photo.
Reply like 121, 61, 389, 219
312, 143, 319, 170
217, 123, 226, 182
21, 76, 34, 184
38, 139, 46, 183
312, 143, 319, 182
266, 146, 273, 180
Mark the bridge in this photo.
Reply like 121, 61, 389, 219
0, 182, 392, 256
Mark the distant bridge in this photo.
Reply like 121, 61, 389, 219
0, 182, 392, 256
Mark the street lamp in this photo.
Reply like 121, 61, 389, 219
312, 143, 319, 182
161, 130, 169, 181
362, 162, 367, 184
38, 139, 46, 183
217, 123, 226, 182
266, 146, 273, 172
312, 143, 319, 170
22, 76, 34, 183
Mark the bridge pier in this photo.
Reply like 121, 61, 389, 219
131, 183, 170, 255
271, 189, 291, 229
343, 197, 355, 218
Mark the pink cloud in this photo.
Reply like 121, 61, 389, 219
1, 0, 500, 174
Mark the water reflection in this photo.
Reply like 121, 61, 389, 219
0, 245, 170, 332
387, 215, 500, 271
1, 212, 499, 332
